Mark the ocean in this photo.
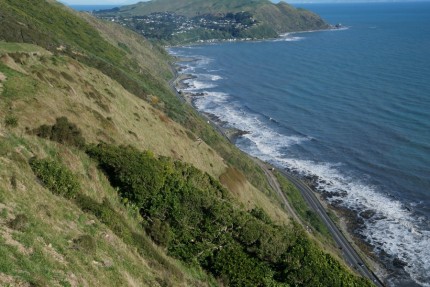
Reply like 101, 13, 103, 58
170, 3, 430, 286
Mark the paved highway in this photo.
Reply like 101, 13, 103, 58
170, 75, 384, 286
256, 159, 384, 286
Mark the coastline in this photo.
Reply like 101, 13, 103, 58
165, 5, 430, 284
165, 26, 344, 48
170, 56, 388, 285
169, 59, 251, 142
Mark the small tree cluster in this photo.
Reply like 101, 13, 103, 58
33, 117, 85, 148
87, 143, 372, 287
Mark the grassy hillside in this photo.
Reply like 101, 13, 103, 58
0, 41, 290, 223
0, 0, 283, 200
0, 43, 370, 286
143, 0, 328, 33
95, 0, 329, 43
0, 131, 216, 286
255, 2, 328, 33
0, 41, 286, 286
0, 1, 371, 286
109, 0, 270, 17
0, 0, 177, 117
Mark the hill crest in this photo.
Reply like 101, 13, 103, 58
95, 0, 329, 43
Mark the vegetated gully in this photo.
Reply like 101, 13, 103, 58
168, 60, 383, 286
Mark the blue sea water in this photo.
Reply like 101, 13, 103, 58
171, 3, 430, 286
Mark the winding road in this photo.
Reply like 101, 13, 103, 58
170, 69, 384, 286
254, 159, 384, 287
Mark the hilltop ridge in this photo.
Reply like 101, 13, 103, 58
95, 0, 329, 43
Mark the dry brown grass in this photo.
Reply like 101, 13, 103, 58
0, 273, 30, 287
219, 167, 246, 197
220, 167, 290, 225
0, 130, 213, 286
0, 42, 294, 243
0, 48, 226, 178
0, 48, 288, 227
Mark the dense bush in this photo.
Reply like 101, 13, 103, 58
33, 117, 85, 148
74, 193, 183, 278
87, 143, 372, 287
27, 152, 182, 278
29, 157, 80, 199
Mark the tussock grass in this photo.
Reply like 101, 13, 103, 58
0, 46, 287, 226
1, 0, 287, 227
220, 167, 290, 224
0, 48, 226, 177
0, 131, 216, 286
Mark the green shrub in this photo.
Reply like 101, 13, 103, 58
29, 157, 80, 199
74, 193, 182, 277
250, 207, 272, 224
208, 243, 273, 287
87, 143, 371, 286
146, 218, 171, 247
33, 117, 85, 148
75, 194, 133, 244
10, 173, 17, 190
117, 42, 130, 53
0, 189, 5, 203
34, 124, 52, 139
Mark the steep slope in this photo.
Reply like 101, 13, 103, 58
0, 0, 177, 118
0, 0, 283, 198
0, 42, 282, 286
0, 44, 217, 286
0, 121, 214, 287
0, 42, 289, 223
254, 2, 329, 33
0, 1, 372, 286
0, 44, 371, 286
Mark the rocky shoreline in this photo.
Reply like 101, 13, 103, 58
295, 170, 415, 285
170, 57, 409, 286
171, 61, 250, 142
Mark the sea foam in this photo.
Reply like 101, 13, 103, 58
183, 79, 217, 91
274, 36, 305, 42
173, 45, 430, 286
